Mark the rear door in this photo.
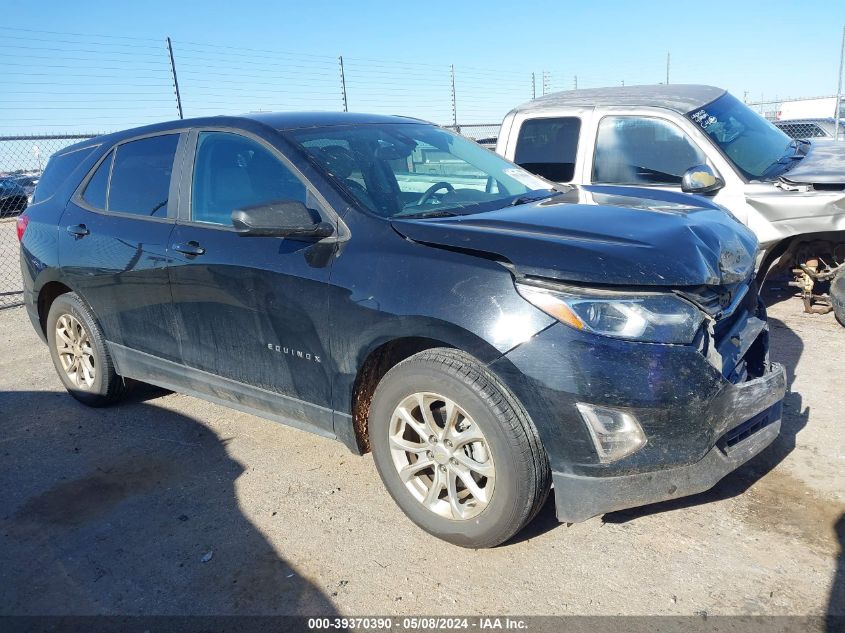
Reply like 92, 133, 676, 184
167, 128, 338, 433
59, 131, 185, 362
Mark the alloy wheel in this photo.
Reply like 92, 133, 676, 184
55, 313, 96, 389
388, 392, 495, 520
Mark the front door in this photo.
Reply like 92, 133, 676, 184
168, 130, 336, 432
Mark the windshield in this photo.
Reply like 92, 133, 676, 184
285, 123, 553, 218
687, 93, 794, 180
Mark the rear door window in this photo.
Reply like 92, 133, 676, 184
107, 134, 179, 217
592, 116, 706, 185
514, 117, 581, 182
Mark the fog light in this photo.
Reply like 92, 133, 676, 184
576, 403, 647, 463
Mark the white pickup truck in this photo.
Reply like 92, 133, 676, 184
495, 84, 845, 324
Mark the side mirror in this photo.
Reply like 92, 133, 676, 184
231, 200, 334, 239
681, 165, 725, 195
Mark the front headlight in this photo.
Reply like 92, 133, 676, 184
516, 281, 705, 344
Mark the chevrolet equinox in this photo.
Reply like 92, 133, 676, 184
18, 113, 786, 547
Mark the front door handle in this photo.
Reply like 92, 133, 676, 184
66, 224, 89, 237
172, 241, 206, 256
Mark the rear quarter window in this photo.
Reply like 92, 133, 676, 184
33, 145, 98, 204
107, 134, 179, 217
514, 117, 581, 182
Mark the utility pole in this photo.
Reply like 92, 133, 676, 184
666, 51, 670, 85
338, 56, 348, 112
574, 75, 578, 90
542, 71, 549, 96
531, 72, 536, 99
166, 37, 183, 119
450, 64, 458, 128
836, 26, 845, 142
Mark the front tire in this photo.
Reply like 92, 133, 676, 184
369, 348, 550, 548
832, 270, 845, 327
46, 292, 127, 406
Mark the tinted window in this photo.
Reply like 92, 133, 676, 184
33, 145, 96, 204
191, 132, 306, 226
288, 123, 551, 219
82, 150, 113, 209
514, 117, 581, 182
687, 94, 792, 180
593, 117, 706, 185
108, 134, 179, 217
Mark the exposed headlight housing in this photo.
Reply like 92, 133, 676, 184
516, 281, 705, 344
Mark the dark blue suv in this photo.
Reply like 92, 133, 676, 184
18, 113, 786, 547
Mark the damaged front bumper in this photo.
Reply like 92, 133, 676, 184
552, 362, 785, 522
487, 287, 787, 524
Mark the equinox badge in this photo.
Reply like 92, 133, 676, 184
266, 343, 321, 363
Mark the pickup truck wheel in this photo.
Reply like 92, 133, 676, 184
832, 270, 845, 327
46, 292, 127, 406
369, 348, 550, 548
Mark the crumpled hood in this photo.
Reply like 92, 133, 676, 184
391, 185, 758, 287
781, 139, 845, 186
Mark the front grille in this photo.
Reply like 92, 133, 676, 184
680, 278, 768, 383
679, 280, 749, 321
718, 402, 781, 451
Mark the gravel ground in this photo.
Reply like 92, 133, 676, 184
0, 291, 842, 617
0, 218, 23, 306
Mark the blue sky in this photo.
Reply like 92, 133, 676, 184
2, 0, 844, 137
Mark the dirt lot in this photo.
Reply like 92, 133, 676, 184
0, 218, 23, 305
0, 291, 842, 618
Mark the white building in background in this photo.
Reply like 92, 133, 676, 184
777, 96, 845, 120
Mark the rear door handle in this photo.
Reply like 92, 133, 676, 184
172, 241, 206, 256
66, 224, 89, 237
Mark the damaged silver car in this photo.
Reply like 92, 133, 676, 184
496, 85, 845, 325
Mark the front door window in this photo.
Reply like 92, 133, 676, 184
592, 116, 706, 186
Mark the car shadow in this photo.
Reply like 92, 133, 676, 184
760, 279, 798, 310
509, 314, 807, 542
0, 389, 339, 617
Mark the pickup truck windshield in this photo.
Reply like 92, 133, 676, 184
286, 123, 553, 218
687, 93, 793, 180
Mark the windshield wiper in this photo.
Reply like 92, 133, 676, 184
762, 140, 811, 178
508, 189, 564, 207
395, 210, 460, 219
785, 138, 810, 159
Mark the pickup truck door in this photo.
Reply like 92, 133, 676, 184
582, 110, 747, 223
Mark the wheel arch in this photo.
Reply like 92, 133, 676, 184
36, 280, 75, 337
759, 229, 845, 281
348, 336, 455, 454
343, 316, 514, 454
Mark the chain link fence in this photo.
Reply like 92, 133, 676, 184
445, 124, 500, 148
0, 135, 95, 308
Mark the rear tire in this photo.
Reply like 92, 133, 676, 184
46, 292, 127, 406
832, 270, 845, 327
369, 348, 550, 548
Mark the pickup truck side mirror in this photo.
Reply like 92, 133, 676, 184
231, 200, 335, 240
681, 165, 725, 195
